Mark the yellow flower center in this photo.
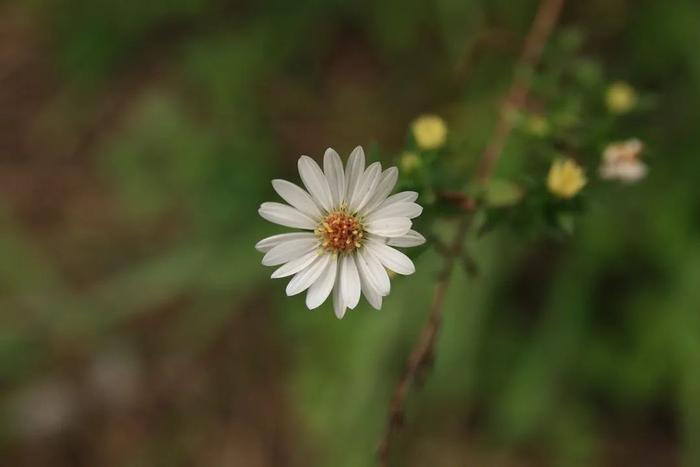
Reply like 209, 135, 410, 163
317, 209, 364, 253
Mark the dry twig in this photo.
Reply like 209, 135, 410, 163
376, 0, 567, 464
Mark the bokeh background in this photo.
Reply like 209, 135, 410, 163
2, 1, 700, 466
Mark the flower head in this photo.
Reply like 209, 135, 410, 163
411, 114, 447, 150
257, 147, 425, 318
599, 138, 647, 183
526, 115, 550, 137
606, 81, 637, 114
399, 151, 421, 174
547, 158, 587, 199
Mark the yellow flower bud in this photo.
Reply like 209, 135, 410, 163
526, 115, 550, 137
606, 81, 637, 114
411, 114, 447, 150
547, 158, 587, 199
399, 151, 421, 174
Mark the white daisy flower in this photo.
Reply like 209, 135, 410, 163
256, 146, 426, 319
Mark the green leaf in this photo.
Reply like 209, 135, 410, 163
557, 212, 576, 235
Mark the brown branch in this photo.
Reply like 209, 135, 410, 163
437, 191, 477, 211
376, 214, 471, 464
376, 0, 567, 465
475, 0, 566, 182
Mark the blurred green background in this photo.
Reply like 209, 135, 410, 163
1, 0, 699, 466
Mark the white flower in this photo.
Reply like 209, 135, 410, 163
599, 138, 647, 183
256, 146, 425, 318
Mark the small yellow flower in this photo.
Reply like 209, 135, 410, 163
547, 158, 587, 199
606, 81, 637, 114
399, 151, 421, 174
411, 114, 447, 150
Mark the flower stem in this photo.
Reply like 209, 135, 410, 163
376, 0, 567, 464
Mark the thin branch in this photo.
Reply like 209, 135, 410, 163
460, 250, 480, 278
425, 232, 452, 258
376, 214, 471, 464
376, 0, 567, 464
437, 191, 477, 211
475, 0, 567, 183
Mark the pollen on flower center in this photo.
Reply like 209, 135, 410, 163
317, 209, 364, 253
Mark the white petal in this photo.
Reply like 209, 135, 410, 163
355, 251, 383, 309
366, 202, 423, 221
616, 162, 648, 182
357, 248, 391, 296
366, 240, 416, 275
359, 272, 382, 309
376, 191, 419, 211
298, 156, 334, 212
259, 202, 317, 230
272, 179, 322, 219
344, 146, 365, 204
364, 217, 412, 237
323, 148, 345, 207
332, 266, 346, 319
255, 232, 315, 253
271, 250, 320, 278
286, 254, 330, 296
340, 254, 361, 309
262, 238, 319, 266
305, 254, 338, 309
360, 167, 398, 215
349, 162, 382, 213
387, 230, 426, 248
370, 292, 382, 310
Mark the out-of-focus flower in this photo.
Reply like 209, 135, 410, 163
606, 81, 637, 114
599, 138, 647, 183
547, 158, 587, 199
399, 151, 421, 174
411, 114, 447, 150
257, 147, 425, 318
526, 115, 550, 137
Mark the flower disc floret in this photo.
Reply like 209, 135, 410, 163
318, 208, 364, 253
